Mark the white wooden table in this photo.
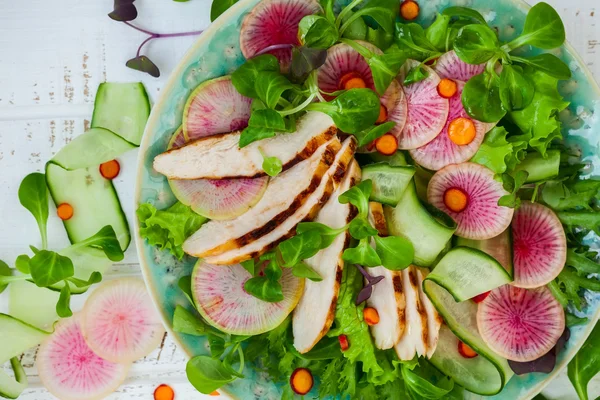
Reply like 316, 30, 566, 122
0, 0, 598, 398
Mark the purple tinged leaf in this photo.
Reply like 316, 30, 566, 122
109, 0, 138, 22
509, 328, 571, 375
356, 285, 373, 305
369, 275, 385, 285
126, 56, 160, 78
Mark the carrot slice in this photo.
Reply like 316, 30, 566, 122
339, 72, 366, 90
458, 340, 479, 359
376, 104, 388, 125
400, 1, 420, 21
375, 134, 398, 156
437, 78, 458, 99
154, 384, 175, 400
57, 203, 74, 221
99, 159, 121, 180
448, 117, 476, 145
443, 188, 468, 213
209, 391, 220, 396
290, 368, 314, 395
363, 307, 380, 326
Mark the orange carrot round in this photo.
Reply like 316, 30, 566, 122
290, 368, 314, 395
99, 159, 121, 180
443, 188, 468, 213
363, 307, 380, 326
209, 391, 220, 397
376, 104, 388, 125
338, 334, 350, 351
437, 78, 458, 99
57, 203, 74, 221
400, 1, 420, 21
339, 72, 366, 90
448, 117, 476, 145
154, 384, 175, 400
375, 134, 398, 156
458, 341, 478, 359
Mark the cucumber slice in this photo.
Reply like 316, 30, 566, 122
455, 228, 514, 277
0, 359, 28, 399
514, 150, 560, 183
384, 181, 456, 266
46, 163, 130, 250
362, 163, 416, 206
424, 282, 513, 395
425, 247, 512, 302
51, 127, 136, 170
91, 82, 151, 146
368, 151, 409, 166
9, 281, 60, 328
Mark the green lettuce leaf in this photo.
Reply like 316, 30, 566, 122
470, 126, 528, 174
136, 202, 206, 260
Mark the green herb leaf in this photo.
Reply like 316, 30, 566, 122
441, 6, 487, 24
498, 170, 529, 208
402, 361, 455, 399
295, 222, 346, 248
72, 225, 124, 261
255, 72, 295, 109
566, 313, 588, 328
210, 0, 239, 21
29, 250, 74, 287
66, 271, 103, 289
178, 275, 196, 307
499, 64, 535, 111
56, 284, 73, 318
244, 276, 284, 302
512, 54, 572, 80
279, 230, 323, 267
339, 179, 373, 217
355, 122, 396, 147
369, 52, 407, 94
425, 14, 451, 51
341, 0, 398, 35
173, 305, 209, 336
557, 211, 600, 237
341, 11, 368, 41
343, 239, 382, 267
292, 262, 323, 281
303, 17, 339, 49
290, 46, 328, 83
240, 260, 256, 276
18, 173, 49, 249
511, 2, 565, 50
394, 23, 439, 61
207, 334, 226, 358
260, 151, 282, 177
15, 255, 31, 274
0, 260, 11, 294
462, 73, 507, 123
403, 65, 429, 85
373, 235, 414, 270
186, 356, 237, 394
568, 321, 600, 400
231, 55, 280, 98
348, 217, 379, 240
454, 24, 500, 64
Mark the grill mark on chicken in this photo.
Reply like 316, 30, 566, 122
277, 126, 338, 176
409, 268, 430, 355
368, 202, 388, 237
393, 273, 407, 337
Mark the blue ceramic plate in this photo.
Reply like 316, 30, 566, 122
134, 0, 600, 398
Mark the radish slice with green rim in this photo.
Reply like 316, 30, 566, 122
428, 162, 514, 240
37, 315, 129, 400
409, 81, 495, 170
182, 76, 251, 141
511, 202, 567, 288
81, 278, 165, 364
397, 60, 449, 149
434, 50, 486, 82
239, 0, 321, 69
192, 261, 304, 335
477, 285, 565, 362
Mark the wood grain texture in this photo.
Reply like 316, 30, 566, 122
0, 0, 597, 399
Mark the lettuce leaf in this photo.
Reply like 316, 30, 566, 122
136, 202, 206, 260
470, 127, 528, 174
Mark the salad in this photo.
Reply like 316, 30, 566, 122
139, 0, 600, 399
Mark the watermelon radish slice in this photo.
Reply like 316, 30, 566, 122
183, 76, 252, 141
477, 285, 565, 362
81, 278, 165, 364
318, 42, 408, 136
428, 163, 514, 240
397, 60, 449, 149
192, 261, 304, 335
434, 50, 486, 82
512, 202, 567, 288
239, 0, 321, 69
409, 81, 495, 170
37, 315, 129, 400
168, 131, 268, 221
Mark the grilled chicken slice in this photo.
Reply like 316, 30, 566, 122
183, 139, 341, 258
395, 266, 429, 360
366, 202, 406, 350
204, 138, 357, 265
154, 112, 336, 180
292, 160, 361, 354
415, 267, 443, 358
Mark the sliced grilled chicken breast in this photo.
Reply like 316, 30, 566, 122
183, 139, 341, 258
415, 267, 443, 358
204, 138, 357, 265
395, 266, 429, 360
292, 161, 361, 354
366, 202, 406, 350
154, 112, 336, 180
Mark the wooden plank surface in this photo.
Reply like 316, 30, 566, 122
0, 0, 598, 399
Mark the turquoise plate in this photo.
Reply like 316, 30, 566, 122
134, 0, 600, 398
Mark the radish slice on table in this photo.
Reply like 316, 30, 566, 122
192, 261, 304, 335
239, 0, 321, 69
81, 278, 165, 364
37, 315, 129, 400
409, 81, 495, 170
433, 50, 486, 82
511, 202, 567, 288
477, 285, 565, 362
397, 60, 449, 149
428, 162, 514, 240
182, 76, 252, 141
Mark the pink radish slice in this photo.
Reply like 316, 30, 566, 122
239, 0, 321, 70
512, 202, 567, 288
433, 50, 486, 81
192, 261, 304, 335
428, 162, 514, 240
381, 80, 408, 139
477, 285, 565, 362
37, 314, 129, 400
409, 81, 494, 170
81, 278, 165, 364
182, 76, 252, 141
397, 60, 449, 149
